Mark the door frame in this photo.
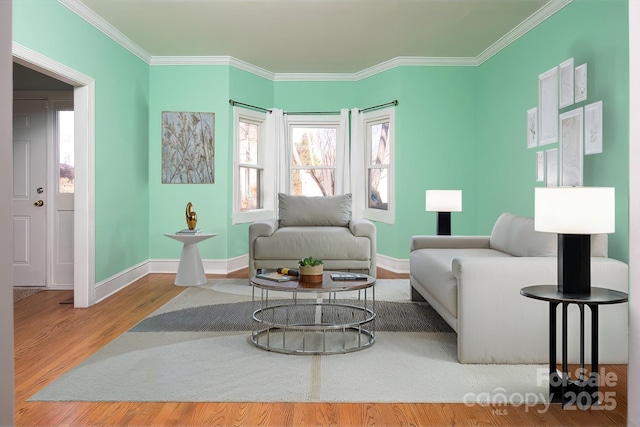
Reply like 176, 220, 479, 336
13, 42, 96, 308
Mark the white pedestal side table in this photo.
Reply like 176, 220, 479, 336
164, 233, 217, 286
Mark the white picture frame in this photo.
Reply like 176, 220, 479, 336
536, 151, 545, 182
527, 107, 538, 148
559, 107, 584, 186
575, 63, 587, 103
538, 66, 558, 145
584, 100, 603, 155
545, 148, 558, 187
559, 58, 574, 108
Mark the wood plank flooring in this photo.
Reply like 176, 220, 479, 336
14, 269, 627, 426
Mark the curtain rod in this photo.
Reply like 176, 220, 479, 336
359, 100, 398, 113
229, 99, 398, 115
229, 99, 272, 114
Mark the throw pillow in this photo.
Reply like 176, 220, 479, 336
278, 193, 352, 227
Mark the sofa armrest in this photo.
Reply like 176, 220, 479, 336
453, 256, 628, 364
349, 219, 377, 276
349, 218, 374, 238
410, 235, 490, 251
249, 219, 279, 239
248, 220, 280, 278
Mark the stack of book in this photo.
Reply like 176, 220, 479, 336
255, 272, 293, 282
176, 229, 202, 234
330, 273, 368, 281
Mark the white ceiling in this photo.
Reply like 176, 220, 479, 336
67, 0, 568, 75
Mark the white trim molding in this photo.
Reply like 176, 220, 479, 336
476, 0, 573, 65
12, 42, 97, 309
58, 0, 572, 81
57, 0, 151, 63
95, 261, 150, 303
376, 253, 409, 275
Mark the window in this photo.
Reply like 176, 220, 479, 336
288, 116, 340, 197
232, 107, 271, 224
363, 107, 395, 223
57, 110, 74, 193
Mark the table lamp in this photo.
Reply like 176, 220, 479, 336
534, 187, 615, 295
425, 190, 462, 236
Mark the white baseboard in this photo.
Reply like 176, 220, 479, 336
93, 253, 407, 304
95, 261, 150, 303
376, 253, 409, 274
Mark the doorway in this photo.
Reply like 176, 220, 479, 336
13, 44, 96, 307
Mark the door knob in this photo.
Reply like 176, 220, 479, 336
34, 200, 44, 207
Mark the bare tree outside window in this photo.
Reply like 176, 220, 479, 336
291, 126, 336, 196
162, 112, 215, 184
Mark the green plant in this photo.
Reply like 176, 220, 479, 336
298, 256, 324, 267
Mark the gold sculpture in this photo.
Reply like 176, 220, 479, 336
186, 202, 197, 230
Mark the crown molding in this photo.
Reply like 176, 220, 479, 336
57, 0, 152, 64
59, 0, 572, 81
475, 0, 573, 65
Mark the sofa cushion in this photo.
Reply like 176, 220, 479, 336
278, 193, 352, 227
489, 213, 556, 257
254, 226, 370, 261
410, 248, 511, 319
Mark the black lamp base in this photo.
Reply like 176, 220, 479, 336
558, 234, 591, 295
437, 212, 451, 236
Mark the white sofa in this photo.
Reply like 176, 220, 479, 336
249, 193, 377, 278
410, 213, 629, 364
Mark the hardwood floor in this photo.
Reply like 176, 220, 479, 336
14, 269, 627, 426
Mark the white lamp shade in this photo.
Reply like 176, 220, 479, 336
425, 190, 462, 212
534, 187, 615, 234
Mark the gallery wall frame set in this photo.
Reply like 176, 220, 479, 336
527, 57, 602, 187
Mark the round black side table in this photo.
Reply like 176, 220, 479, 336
520, 285, 628, 409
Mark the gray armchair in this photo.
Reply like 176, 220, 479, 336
249, 194, 377, 278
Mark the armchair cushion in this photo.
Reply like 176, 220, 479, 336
278, 193, 352, 227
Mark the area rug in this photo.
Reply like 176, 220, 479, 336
30, 279, 549, 404
13, 287, 44, 303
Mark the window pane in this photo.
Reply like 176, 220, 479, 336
58, 111, 74, 193
292, 127, 336, 167
292, 169, 334, 197
368, 168, 388, 210
239, 121, 258, 165
370, 122, 390, 166
239, 166, 261, 211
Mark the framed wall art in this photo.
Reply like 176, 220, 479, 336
545, 148, 558, 187
559, 58, 574, 108
584, 100, 603, 155
527, 107, 538, 148
162, 111, 215, 184
559, 107, 584, 186
575, 63, 587, 103
536, 151, 545, 182
538, 66, 558, 145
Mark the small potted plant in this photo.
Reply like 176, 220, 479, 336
298, 256, 324, 284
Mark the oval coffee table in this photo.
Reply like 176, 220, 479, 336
250, 271, 376, 355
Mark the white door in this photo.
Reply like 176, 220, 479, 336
13, 100, 47, 287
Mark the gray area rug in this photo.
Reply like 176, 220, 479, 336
131, 299, 454, 333
30, 279, 548, 404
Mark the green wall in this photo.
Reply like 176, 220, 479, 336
475, 0, 629, 261
13, 0, 151, 282
148, 66, 230, 261
13, 0, 630, 278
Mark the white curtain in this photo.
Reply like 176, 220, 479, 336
264, 108, 286, 216
350, 108, 365, 219
335, 108, 351, 195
